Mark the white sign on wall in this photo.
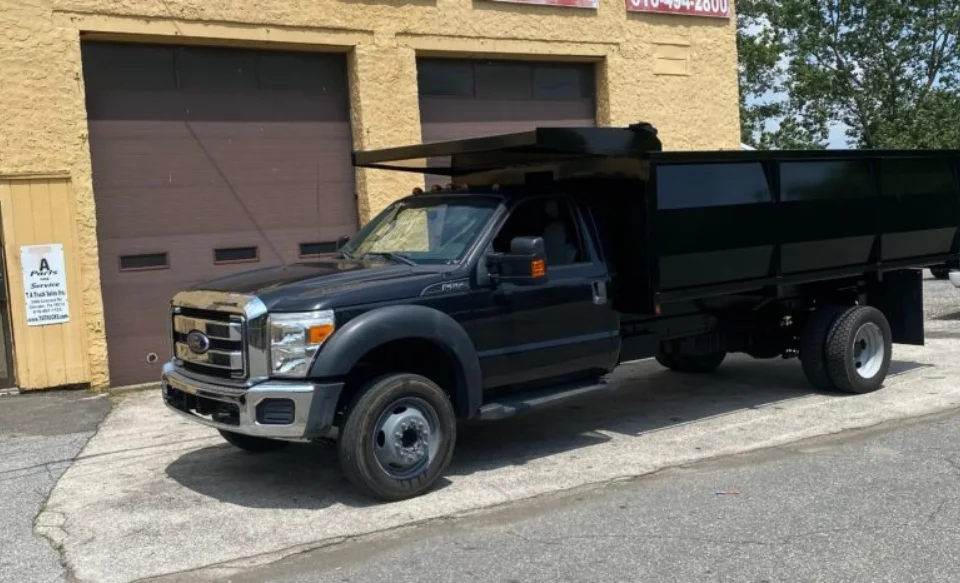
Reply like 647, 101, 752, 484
21, 244, 70, 327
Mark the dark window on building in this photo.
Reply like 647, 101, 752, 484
417, 60, 475, 97
119, 252, 169, 271
299, 241, 338, 257
657, 163, 772, 210
417, 59, 594, 100
176, 46, 259, 91
259, 51, 346, 94
475, 61, 532, 99
80, 43, 176, 91
214, 246, 259, 264
533, 65, 594, 99
780, 160, 875, 202
880, 158, 956, 198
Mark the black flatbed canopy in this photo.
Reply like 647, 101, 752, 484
352, 124, 663, 176
352, 123, 960, 177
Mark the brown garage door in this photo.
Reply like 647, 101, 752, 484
417, 58, 596, 179
81, 41, 356, 387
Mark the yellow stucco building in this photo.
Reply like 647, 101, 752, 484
0, 0, 740, 391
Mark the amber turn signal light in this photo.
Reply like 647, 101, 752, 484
307, 323, 335, 344
530, 259, 546, 278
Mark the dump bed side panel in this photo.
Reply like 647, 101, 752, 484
653, 161, 775, 291
650, 153, 960, 299
778, 159, 877, 274
879, 157, 959, 261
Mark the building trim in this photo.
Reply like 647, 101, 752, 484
56, 11, 374, 50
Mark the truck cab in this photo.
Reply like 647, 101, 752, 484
162, 184, 624, 495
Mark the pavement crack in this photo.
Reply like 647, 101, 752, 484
926, 499, 949, 525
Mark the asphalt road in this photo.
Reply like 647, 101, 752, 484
0, 389, 111, 583
229, 408, 960, 583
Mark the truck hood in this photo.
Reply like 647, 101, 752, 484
187, 257, 445, 312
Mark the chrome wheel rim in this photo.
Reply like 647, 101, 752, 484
852, 322, 884, 379
372, 397, 441, 479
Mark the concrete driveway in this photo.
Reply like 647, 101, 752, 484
37, 278, 960, 583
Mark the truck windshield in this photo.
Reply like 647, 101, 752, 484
341, 197, 498, 265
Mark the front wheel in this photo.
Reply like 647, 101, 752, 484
338, 373, 457, 502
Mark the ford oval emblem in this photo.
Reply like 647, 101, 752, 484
186, 330, 210, 355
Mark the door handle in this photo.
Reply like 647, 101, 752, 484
591, 280, 608, 305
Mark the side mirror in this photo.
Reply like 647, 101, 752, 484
486, 236, 548, 286
335, 235, 350, 251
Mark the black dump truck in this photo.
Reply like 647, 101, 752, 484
162, 123, 960, 501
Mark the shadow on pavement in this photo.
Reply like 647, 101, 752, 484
165, 355, 928, 509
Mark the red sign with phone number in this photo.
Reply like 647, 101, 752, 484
490, 0, 598, 8
626, 0, 730, 18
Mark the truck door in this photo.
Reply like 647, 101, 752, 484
472, 195, 620, 389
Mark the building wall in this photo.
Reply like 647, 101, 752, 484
0, 0, 740, 389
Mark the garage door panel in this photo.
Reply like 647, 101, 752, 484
422, 114, 596, 142
180, 93, 350, 124
417, 59, 596, 188
420, 98, 595, 123
84, 41, 356, 386
100, 226, 357, 291
88, 139, 352, 197
87, 115, 352, 141
107, 333, 175, 386
93, 181, 355, 239
93, 185, 257, 238
85, 91, 187, 123
179, 140, 353, 182
89, 145, 226, 189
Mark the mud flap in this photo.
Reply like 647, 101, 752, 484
865, 268, 924, 345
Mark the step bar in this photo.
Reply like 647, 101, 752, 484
477, 379, 620, 421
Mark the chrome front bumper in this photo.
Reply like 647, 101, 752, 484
160, 362, 343, 440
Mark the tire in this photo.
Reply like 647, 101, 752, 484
656, 347, 726, 374
931, 267, 950, 280
824, 306, 892, 394
654, 350, 679, 370
338, 373, 457, 502
218, 430, 289, 453
799, 305, 846, 391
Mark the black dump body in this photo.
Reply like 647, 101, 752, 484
354, 123, 960, 311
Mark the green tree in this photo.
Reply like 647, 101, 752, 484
737, 0, 960, 149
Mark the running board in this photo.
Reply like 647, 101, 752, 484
477, 380, 619, 421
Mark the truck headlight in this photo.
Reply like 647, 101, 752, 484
268, 310, 335, 378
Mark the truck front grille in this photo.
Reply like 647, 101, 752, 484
171, 308, 247, 381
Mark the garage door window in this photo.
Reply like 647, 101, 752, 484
418, 59, 594, 100
299, 242, 338, 258
213, 246, 259, 265
119, 252, 169, 272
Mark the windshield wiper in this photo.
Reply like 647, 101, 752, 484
363, 251, 416, 266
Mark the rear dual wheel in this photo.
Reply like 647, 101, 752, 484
800, 305, 892, 394
931, 267, 951, 280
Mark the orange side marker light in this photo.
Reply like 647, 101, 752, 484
531, 259, 546, 278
